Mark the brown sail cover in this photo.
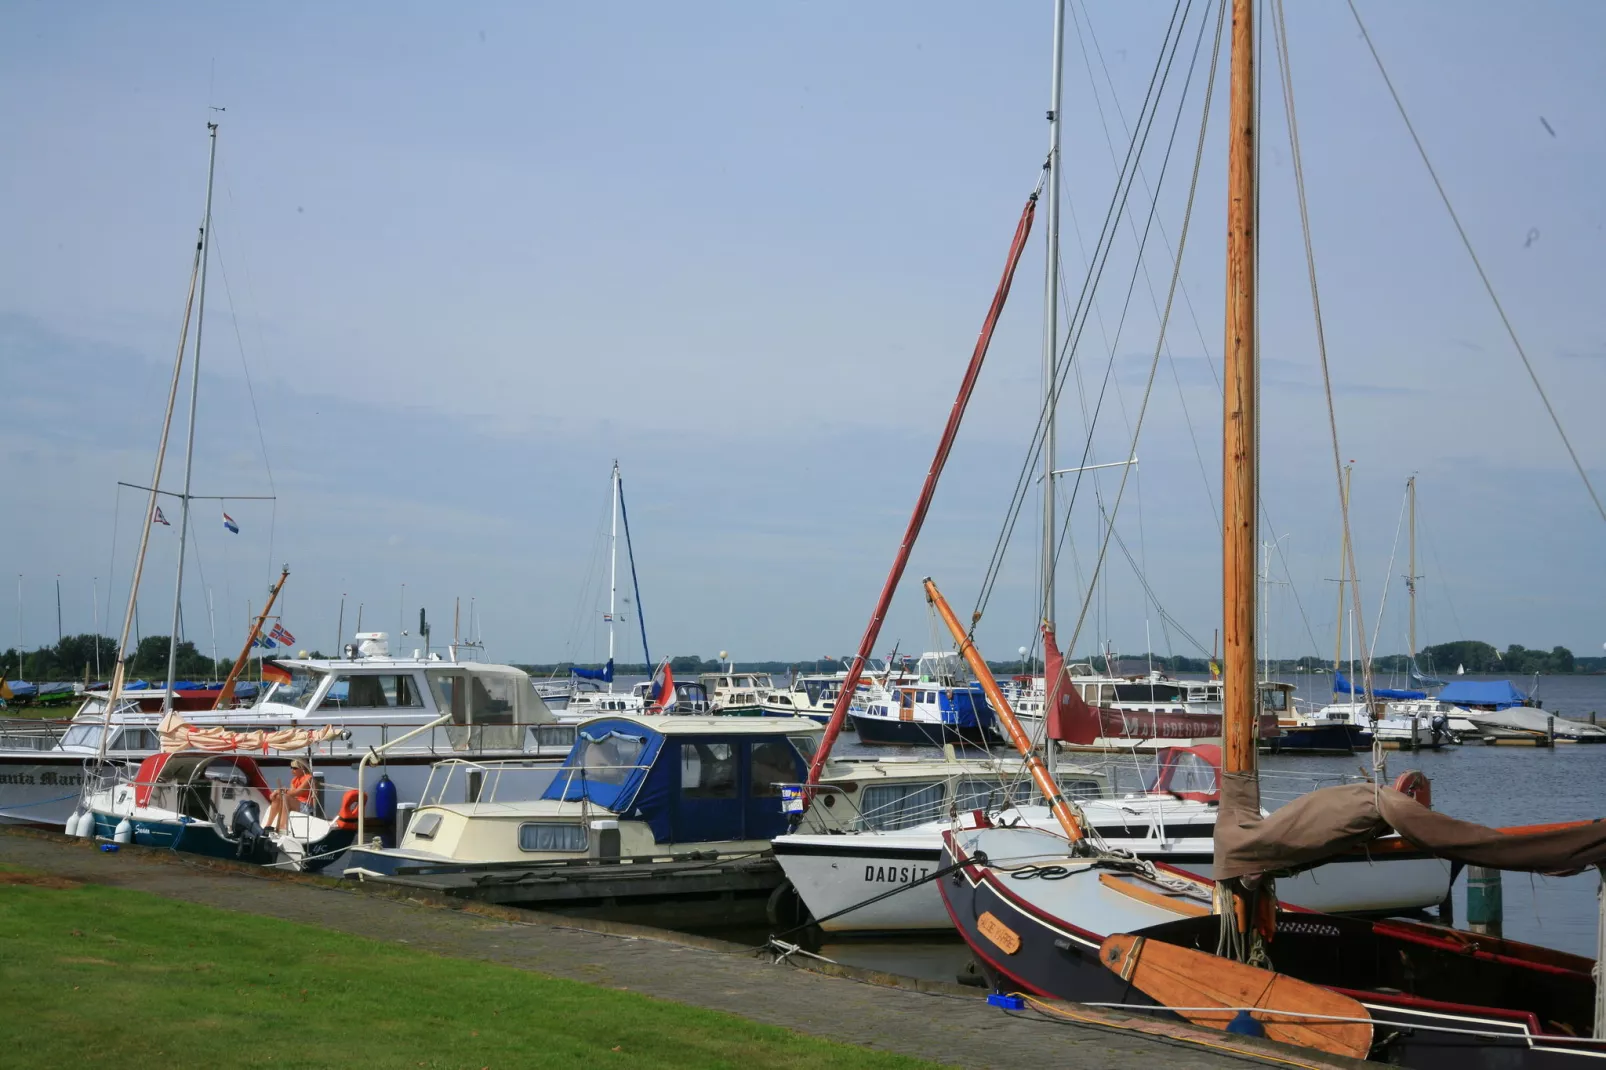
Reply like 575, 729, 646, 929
1215, 773, 1606, 880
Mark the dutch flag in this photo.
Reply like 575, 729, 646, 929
222, 511, 239, 534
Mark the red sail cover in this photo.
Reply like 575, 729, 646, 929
1042, 625, 1278, 745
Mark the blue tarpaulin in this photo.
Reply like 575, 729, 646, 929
570, 659, 614, 683
1436, 679, 1530, 709
1332, 671, 1425, 701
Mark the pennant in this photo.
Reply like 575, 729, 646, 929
222, 511, 240, 534
152, 506, 171, 527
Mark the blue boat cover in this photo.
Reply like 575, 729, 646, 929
1332, 671, 1425, 701
542, 717, 663, 814
570, 658, 614, 683
7, 681, 37, 699
1436, 679, 1529, 709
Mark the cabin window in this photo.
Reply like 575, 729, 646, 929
519, 823, 588, 852
1113, 683, 1182, 704
109, 728, 158, 752
61, 724, 105, 749
428, 672, 467, 721
534, 724, 577, 750
1063, 778, 1102, 801
264, 668, 324, 711
749, 741, 796, 797
575, 731, 646, 787
858, 782, 944, 831
680, 742, 737, 799
953, 778, 1004, 811
1260, 688, 1289, 713
472, 674, 518, 724
787, 734, 819, 764
327, 674, 424, 710
410, 812, 443, 840
1161, 752, 1218, 795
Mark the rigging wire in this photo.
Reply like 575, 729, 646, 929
1344, 0, 1606, 530
1368, 484, 1410, 663
970, 0, 1192, 630
1053, 0, 1226, 661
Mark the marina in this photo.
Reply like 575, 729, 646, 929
6, 1, 1606, 1066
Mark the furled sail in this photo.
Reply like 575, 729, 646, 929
157, 711, 344, 753
570, 658, 614, 683
1332, 669, 1424, 701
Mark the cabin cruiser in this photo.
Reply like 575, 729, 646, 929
848, 652, 1000, 745
560, 678, 713, 721
343, 715, 825, 876
699, 670, 774, 716
772, 745, 1453, 934
758, 660, 917, 722
79, 751, 357, 872
1259, 682, 1365, 755
0, 633, 577, 829
1436, 679, 1606, 743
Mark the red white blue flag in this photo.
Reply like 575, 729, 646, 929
222, 511, 239, 534
152, 506, 171, 526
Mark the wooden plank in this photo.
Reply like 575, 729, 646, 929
1099, 934, 1372, 1060
977, 911, 1021, 955
1097, 873, 1209, 918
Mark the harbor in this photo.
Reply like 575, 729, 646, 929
7, 0, 1606, 1066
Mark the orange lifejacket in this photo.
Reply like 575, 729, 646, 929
290, 771, 314, 805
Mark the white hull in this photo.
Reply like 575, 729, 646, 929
775, 825, 1451, 933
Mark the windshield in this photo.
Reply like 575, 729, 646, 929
257, 669, 325, 711
60, 724, 104, 750
573, 731, 646, 787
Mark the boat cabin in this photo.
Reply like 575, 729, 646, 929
115, 752, 273, 824
377, 715, 824, 867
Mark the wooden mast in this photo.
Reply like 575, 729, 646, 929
213, 566, 288, 709
1222, 0, 1257, 782
1407, 476, 1418, 668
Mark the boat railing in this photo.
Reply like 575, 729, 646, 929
0, 718, 72, 751
416, 758, 567, 808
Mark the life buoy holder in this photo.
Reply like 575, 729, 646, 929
1392, 770, 1431, 809
334, 789, 364, 830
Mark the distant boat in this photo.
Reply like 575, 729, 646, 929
1456, 663, 1466, 675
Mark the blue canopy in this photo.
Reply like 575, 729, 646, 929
570, 658, 614, 683
542, 718, 663, 814
1437, 679, 1530, 709
1332, 670, 1425, 701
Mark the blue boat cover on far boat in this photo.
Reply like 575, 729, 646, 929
1436, 679, 1530, 709
570, 658, 614, 683
1332, 671, 1425, 701
6, 681, 38, 699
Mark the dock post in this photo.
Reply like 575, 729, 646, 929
1466, 866, 1503, 936
1411, 717, 1419, 751
1591, 710, 1597, 726
1548, 715, 1556, 745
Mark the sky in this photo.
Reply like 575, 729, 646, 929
3, 2, 1605, 671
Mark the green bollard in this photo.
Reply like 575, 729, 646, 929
1466, 866, 1503, 936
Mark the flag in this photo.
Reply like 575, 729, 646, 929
152, 506, 171, 526
269, 623, 295, 646
222, 511, 239, 534
650, 660, 677, 713
602, 613, 613, 622
252, 635, 277, 650
262, 661, 293, 685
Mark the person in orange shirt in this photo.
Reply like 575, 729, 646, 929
288, 759, 316, 815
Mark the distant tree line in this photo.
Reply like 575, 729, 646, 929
2, 632, 326, 684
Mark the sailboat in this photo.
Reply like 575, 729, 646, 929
562, 461, 653, 717
936, 3, 1606, 1063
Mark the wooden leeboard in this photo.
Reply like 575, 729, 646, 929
1099, 934, 1372, 1060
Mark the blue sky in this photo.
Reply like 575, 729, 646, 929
3, 2, 1604, 668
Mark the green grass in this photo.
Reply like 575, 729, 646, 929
0, 867, 935, 1069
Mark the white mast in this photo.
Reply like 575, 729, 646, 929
163, 120, 219, 709
1041, 0, 1065, 778
607, 459, 619, 692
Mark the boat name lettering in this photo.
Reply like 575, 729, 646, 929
0, 770, 83, 787
1274, 920, 1342, 937
864, 865, 930, 885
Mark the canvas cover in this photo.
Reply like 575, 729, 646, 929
1331, 670, 1425, 701
570, 659, 615, 683
1436, 679, 1530, 709
1215, 773, 1606, 881
156, 711, 343, 754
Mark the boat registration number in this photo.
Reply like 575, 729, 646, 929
978, 911, 1021, 955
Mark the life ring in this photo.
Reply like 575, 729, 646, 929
1392, 770, 1431, 809
333, 789, 364, 830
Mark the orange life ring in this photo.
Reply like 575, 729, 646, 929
1392, 770, 1431, 809
334, 789, 364, 830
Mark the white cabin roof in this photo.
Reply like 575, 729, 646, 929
576, 714, 822, 736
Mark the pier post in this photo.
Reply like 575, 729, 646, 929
1410, 717, 1419, 751
1466, 866, 1503, 936
1548, 715, 1556, 745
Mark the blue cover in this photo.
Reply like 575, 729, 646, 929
1436, 679, 1529, 709
1332, 671, 1425, 701
6, 681, 37, 699
570, 658, 614, 683
541, 717, 663, 813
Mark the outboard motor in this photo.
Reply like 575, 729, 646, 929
1430, 712, 1450, 747
230, 800, 267, 860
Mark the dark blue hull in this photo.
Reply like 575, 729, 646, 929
1261, 721, 1364, 755
848, 712, 1001, 747
90, 811, 354, 872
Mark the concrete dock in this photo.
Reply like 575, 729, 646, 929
0, 828, 1354, 1069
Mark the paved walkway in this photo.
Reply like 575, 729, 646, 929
0, 829, 1351, 1070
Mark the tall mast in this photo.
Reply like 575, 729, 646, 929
1332, 463, 1350, 682
607, 460, 619, 692
1407, 475, 1417, 667
163, 120, 219, 709
1041, 0, 1066, 780
1221, 0, 1257, 780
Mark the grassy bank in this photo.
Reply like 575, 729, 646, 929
0, 867, 934, 1069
